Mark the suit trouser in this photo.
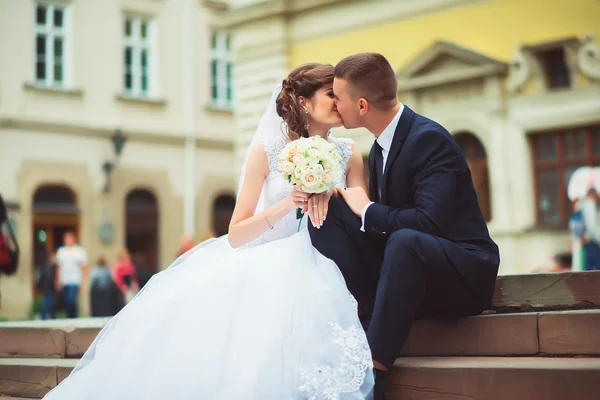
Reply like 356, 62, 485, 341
309, 197, 486, 368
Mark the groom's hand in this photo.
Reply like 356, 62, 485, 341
339, 187, 370, 216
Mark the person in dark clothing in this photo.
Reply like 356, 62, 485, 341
36, 252, 58, 320
90, 257, 124, 317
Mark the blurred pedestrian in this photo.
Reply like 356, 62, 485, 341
113, 249, 139, 304
36, 251, 58, 320
569, 198, 585, 271
56, 231, 88, 318
176, 233, 195, 258
90, 257, 123, 317
131, 253, 151, 289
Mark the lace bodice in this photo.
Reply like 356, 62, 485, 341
260, 135, 353, 243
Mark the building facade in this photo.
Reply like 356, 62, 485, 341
213, 0, 600, 275
0, 0, 238, 319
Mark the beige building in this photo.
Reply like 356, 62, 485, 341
0, 0, 237, 319
212, 0, 600, 275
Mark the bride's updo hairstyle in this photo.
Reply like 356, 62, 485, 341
276, 63, 334, 140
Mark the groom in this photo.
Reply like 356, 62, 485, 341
308, 53, 500, 399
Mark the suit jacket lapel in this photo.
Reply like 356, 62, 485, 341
381, 105, 415, 204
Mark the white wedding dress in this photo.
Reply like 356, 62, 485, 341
43, 135, 374, 400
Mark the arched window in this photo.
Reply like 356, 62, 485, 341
213, 194, 236, 237
33, 185, 78, 214
455, 133, 492, 222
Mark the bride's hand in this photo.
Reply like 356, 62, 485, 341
307, 190, 334, 228
290, 185, 311, 209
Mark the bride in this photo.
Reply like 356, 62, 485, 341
43, 63, 374, 399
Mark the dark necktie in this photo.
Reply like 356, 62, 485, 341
374, 142, 384, 201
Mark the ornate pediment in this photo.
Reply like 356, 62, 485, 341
396, 41, 508, 91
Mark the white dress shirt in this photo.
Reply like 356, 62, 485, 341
360, 104, 404, 231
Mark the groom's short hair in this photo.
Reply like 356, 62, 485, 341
334, 53, 398, 111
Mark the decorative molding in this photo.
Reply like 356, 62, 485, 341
521, 37, 580, 53
211, 0, 349, 29
506, 47, 531, 93
202, 0, 229, 11
396, 41, 507, 91
115, 93, 167, 106
204, 105, 234, 114
121, 0, 165, 17
213, 0, 488, 45
508, 87, 600, 132
398, 41, 506, 77
0, 116, 234, 151
507, 35, 600, 95
399, 64, 504, 91
23, 82, 84, 97
577, 35, 600, 81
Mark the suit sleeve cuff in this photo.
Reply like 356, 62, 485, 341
360, 202, 374, 232
362, 202, 392, 235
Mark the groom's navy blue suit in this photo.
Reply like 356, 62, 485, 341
309, 105, 500, 369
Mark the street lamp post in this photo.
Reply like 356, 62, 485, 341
102, 129, 128, 193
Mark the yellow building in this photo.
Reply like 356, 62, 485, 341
214, 0, 600, 274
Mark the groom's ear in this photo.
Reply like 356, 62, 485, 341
358, 98, 369, 115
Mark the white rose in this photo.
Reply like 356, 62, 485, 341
294, 166, 304, 178
322, 169, 332, 184
283, 161, 294, 174
296, 138, 310, 152
308, 148, 320, 158
300, 168, 321, 191
313, 163, 325, 175
281, 143, 295, 159
306, 156, 320, 167
292, 153, 306, 165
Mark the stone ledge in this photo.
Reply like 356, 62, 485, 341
389, 357, 600, 400
0, 359, 76, 398
402, 312, 539, 356
23, 82, 84, 98
0, 329, 65, 359
2, 310, 600, 359
65, 328, 101, 358
493, 271, 600, 311
538, 309, 600, 355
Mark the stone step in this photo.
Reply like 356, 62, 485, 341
387, 356, 600, 400
0, 358, 77, 399
2, 357, 599, 399
493, 270, 600, 312
0, 318, 108, 359
403, 309, 600, 357
1, 310, 599, 360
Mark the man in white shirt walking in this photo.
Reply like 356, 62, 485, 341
55, 231, 88, 318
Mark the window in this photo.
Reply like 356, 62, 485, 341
211, 32, 232, 109
537, 47, 571, 90
455, 133, 492, 222
530, 126, 600, 227
34, 2, 69, 86
123, 16, 153, 97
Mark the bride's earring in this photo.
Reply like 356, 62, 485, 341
305, 109, 310, 131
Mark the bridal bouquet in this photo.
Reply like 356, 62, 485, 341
279, 136, 343, 194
